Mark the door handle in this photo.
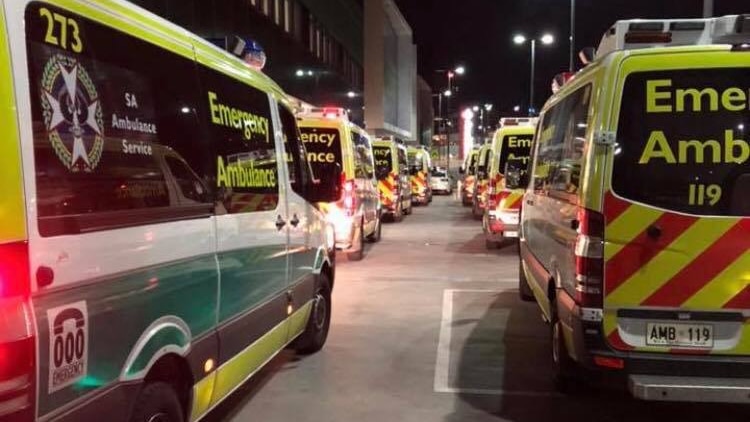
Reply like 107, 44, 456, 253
290, 214, 300, 227
275, 215, 286, 230
526, 199, 535, 206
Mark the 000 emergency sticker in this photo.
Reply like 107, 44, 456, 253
47, 301, 89, 393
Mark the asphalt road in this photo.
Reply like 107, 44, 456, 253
206, 195, 749, 422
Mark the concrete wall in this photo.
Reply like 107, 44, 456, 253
364, 0, 417, 141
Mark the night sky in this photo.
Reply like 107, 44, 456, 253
395, 0, 749, 117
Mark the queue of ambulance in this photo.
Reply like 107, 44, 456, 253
0, 1, 439, 421
460, 15, 750, 404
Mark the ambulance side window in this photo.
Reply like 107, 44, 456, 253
25, 2, 212, 236
279, 104, 311, 194
532, 84, 591, 198
197, 66, 279, 215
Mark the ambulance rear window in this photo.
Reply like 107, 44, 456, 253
467, 153, 477, 173
373, 145, 392, 180
614, 69, 750, 216
499, 134, 533, 174
299, 127, 342, 199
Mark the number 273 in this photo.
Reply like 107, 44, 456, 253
39, 7, 82, 53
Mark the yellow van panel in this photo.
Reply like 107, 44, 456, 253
0, 5, 25, 242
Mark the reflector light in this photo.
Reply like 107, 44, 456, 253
0, 242, 30, 299
594, 355, 624, 369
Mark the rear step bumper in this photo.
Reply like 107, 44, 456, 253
629, 375, 750, 403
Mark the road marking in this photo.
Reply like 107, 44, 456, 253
433, 289, 559, 397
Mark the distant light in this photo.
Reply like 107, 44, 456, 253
180, 106, 190, 114
462, 108, 475, 120
347, 91, 356, 98
295, 69, 305, 77
513, 105, 521, 112
541, 34, 555, 45
484, 104, 493, 111
739, 124, 745, 131
443, 89, 452, 97
455, 66, 466, 75
307, 70, 313, 76
472, 105, 479, 112
513, 34, 527, 45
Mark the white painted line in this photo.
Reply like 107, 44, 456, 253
433, 289, 454, 393
433, 289, 559, 398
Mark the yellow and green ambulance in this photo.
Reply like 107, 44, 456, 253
0, 1, 336, 421
407, 146, 432, 205
519, 15, 750, 402
483, 120, 535, 248
373, 138, 412, 221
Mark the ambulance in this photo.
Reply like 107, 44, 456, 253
407, 146, 433, 205
0, 1, 338, 421
459, 149, 480, 206
297, 108, 382, 261
471, 143, 492, 219
518, 16, 750, 401
373, 138, 413, 221
483, 119, 536, 248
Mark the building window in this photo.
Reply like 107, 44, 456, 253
284, 0, 291, 33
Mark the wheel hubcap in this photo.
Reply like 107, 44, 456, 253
148, 413, 169, 422
313, 293, 327, 330
552, 322, 561, 364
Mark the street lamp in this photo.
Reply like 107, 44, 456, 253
443, 89, 452, 97
455, 65, 466, 75
513, 33, 555, 116
347, 91, 356, 98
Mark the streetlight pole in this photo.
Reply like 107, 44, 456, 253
514, 34, 553, 117
570, 0, 575, 72
703, 0, 713, 17
529, 39, 536, 117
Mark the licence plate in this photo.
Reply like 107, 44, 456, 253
504, 231, 518, 238
645, 322, 713, 348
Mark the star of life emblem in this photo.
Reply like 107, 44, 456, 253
40, 54, 104, 172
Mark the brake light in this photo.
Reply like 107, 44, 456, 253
574, 208, 605, 308
340, 176, 356, 216
0, 242, 35, 419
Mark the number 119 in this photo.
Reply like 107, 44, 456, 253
688, 183, 721, 206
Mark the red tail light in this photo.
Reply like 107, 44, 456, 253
574, 208, 605, 308
0, 242, 35, 419
340, 175, 357, 216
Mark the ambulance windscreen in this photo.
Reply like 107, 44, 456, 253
373, 146, 393, 180
299, 127, 343, 200
499, 134, 533, 175
614, 68, 750, 216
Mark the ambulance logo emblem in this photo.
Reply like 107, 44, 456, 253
40, 54, 104, 172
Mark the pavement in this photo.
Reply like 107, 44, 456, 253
206, 195, 749, 422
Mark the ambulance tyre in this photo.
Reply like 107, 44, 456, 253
347, 223, 365, 261
404, 201, 413, 215
129, 382, 183, 422
294, 275, 332, 355
551, 305, 581, 393
393, 201, 404, 222
367, 216, 382, 243
518, 260, 534, 302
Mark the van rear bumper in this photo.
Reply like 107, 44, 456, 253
629, 375, 750, 403
558, 289, 750, 402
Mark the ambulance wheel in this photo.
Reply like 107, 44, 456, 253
367, 216, 382, 243
295, 275, 332, 355
347, 223, 365, 261
404, 202, 413, 215
518, 259, 534, 302
393, 202, 404, 222
551, 309, 580, 393
129, 382, 183, 422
